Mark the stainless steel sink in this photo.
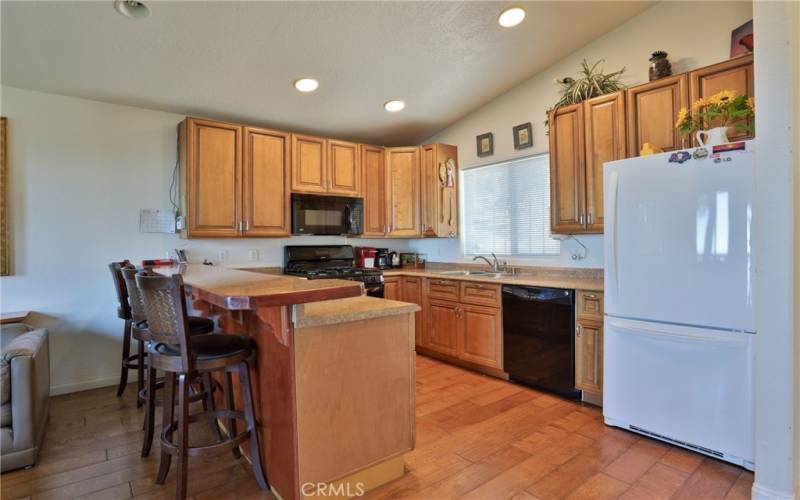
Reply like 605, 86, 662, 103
432, 270, 515, 278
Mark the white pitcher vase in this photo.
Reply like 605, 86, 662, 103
695, 126, 729, 148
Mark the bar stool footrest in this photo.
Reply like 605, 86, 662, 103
160, 409, 250, 458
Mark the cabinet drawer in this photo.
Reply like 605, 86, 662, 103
459, 282, 501, 307
577, 290, 604, 320
426, 278, 460, 301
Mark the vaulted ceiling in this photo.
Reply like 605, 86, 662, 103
2, 1, 653, 144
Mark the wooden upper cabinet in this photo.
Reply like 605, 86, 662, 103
360, 144, 386, 236
327, 139, 361, 196
689, 54, 754, 143
421, 143, 459, 238
291, 134, 327, 194
183, 118, 242, 237
583, 92, 626, 232
385, 147, 421, 237
243, 127, 291, 237
626, 74, 689, 156
549, 103, 586, 233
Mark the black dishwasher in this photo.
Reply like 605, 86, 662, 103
502, 285, 580, 399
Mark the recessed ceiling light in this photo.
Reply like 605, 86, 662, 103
384, 100, 405, 112
294, 78, 319, 92
114, 0, 150, 19
498, 6, 526, 28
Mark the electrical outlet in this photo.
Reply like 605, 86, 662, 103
249, 249, 259, 261
175, 215, 185, 230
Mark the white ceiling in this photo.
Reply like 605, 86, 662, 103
1, 1, 653, 145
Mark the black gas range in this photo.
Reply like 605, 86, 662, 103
284, 245, 384, 297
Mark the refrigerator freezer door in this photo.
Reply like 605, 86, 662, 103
604, 150, 755, 332
603, 317, 754, 467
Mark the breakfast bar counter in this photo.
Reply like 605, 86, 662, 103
158, 265, 417, 500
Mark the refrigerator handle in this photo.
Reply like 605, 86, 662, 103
607, 171, 620, 300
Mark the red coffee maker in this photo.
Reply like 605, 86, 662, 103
355, 247, 378, 269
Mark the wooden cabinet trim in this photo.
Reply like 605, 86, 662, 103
459, 282, 501, 308
385, 147, 421, 237
458, 303, 502, 370
575, 318, 603, 395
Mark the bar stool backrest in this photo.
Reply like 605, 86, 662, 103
136, 272, 193, 372
108, 260, 133, 320
121, 267, 148, 324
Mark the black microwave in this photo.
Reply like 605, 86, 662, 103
291, 193, 363, 236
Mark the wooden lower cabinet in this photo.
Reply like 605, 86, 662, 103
575, 289, 604, 400
458, 304, 502, 370
425, 299, 461, 358
575, 319, 603, 396
421, 278, 503, 371
383, 276, 402, 301
401, 277, 424, 347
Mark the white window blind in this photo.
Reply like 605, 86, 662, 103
462, 154, 560, 256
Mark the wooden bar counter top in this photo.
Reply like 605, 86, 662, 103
156, 264, 417, 500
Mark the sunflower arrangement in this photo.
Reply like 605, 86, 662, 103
674, 90, 755, 138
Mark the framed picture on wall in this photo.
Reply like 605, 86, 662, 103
476, 132, 493, 157
730, 20, 753, 57
513, 122, 533, 150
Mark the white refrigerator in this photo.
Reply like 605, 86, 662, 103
603, 141, 755, 470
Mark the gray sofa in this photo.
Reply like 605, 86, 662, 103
0, 324, 50, 472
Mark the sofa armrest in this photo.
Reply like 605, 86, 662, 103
4, 329, 50, 451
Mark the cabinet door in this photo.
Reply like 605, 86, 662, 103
425, 299, 460, 357
458, 304, 502, 370
402, 277, 424, 348
583, 92, 625, 233
421, 144, 459, 238
575, 319, 603, 395
689, 54, 754, 143
549, 104, 586, 233
328, 139, 361, 196
185, 118, 242, 237
420, 145, 437, 237
383, 276, 402, 301
626, 74, 688, 156
242, 127, 290, 237
385, 147, 421, 237
361, 144, 386, 236
291, 134, 327, 193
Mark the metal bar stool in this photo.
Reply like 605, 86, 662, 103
108, 260, 144, 404
136, 272, 269, 500
120, 267, 215, 457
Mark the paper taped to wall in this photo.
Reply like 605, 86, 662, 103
139, 209, 176, 234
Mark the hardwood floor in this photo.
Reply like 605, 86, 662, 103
1, 355, 753, 499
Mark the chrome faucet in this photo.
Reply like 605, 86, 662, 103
473, 253, 501, 272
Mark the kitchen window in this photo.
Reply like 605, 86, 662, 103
462, 154, 560, 256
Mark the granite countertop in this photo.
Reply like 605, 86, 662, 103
383, 268, 603, 291
292, 296, 420, 329
154, 264, 363, 310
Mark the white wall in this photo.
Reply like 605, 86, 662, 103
751, 2, 800, 498
413, 1, 753, 268
0, 86, 409, 394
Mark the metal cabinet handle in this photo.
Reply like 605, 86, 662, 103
245, 220, 250, 231
576, 325, 582, 337
587, 213, 593, 226
579, 214, 584, 227
584, 293, 597, 299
